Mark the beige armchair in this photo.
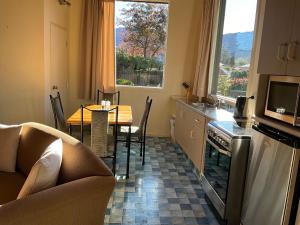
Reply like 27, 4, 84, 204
0, 122, 116, 225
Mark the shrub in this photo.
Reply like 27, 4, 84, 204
116, 78, 134, 86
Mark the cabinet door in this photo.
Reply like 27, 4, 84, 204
286, 0, 300, 76
257, 0, 294, 75
175, 102, 184, 147
175, 102, 188, 151
187, 110, 206, 171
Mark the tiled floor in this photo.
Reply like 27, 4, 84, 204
104, 137, 220, 225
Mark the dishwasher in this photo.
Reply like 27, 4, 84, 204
241, 124, 300, 225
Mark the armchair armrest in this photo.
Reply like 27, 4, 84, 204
0, 176, 115, 225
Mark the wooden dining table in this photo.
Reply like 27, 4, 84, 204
66, 105, 133, 178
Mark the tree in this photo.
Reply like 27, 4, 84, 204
231, 70, 248, 78
217, 75, 231, 96
118, 3, 168, 58
229, 55, 235, 67
221, 48, 231, 65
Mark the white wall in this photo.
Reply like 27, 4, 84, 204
68, 0, 203, 136
0, 0, 69, 125
0, 0, 45, 124
44, 0, 69, 125
68, 0, 84, 117
246, 0, 266, 117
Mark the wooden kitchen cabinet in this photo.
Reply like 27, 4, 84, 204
257, 0, 300, 76
175, 102, 189, 151
287, 0, 300, 75
175, 101, 207, 171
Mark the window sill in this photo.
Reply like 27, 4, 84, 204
116, 85, 164, 90
216, 95, 236, 107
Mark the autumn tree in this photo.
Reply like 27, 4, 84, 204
118, 3, 168, 58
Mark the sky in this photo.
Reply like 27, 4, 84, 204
115, 1, 128, 21
115, 0, 258, 33
223, 0, 257, 34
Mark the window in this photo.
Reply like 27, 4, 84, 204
210, 0, 257, 103
115, 1, 169, 87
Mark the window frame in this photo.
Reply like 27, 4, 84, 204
115, 0, 170, 89
208, 0, 256, 105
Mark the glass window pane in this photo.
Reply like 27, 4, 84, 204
214, 0, 257, 99
115, 1, 169, 87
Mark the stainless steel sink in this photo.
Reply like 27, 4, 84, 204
190, 102, 216, 109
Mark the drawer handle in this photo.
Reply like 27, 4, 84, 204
206, 138, 231, 157
194, 119, 201, 123
287, 41, 298, 61
277, 43, 287, 62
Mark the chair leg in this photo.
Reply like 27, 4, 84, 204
140, 141, 143, 157
113, 126, 118, 176
126, 126, 131, 179
142, 138, 146, 165
112, 155, 116, 176
68, 125, 72, 135
125, 135, 129, 148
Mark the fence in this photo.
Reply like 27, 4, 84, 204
117, 70, 163, 87
229, 90, 247, 98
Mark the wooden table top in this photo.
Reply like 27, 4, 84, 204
66, 105, 133, 126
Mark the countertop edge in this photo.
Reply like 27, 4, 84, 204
175, 99, 234, 122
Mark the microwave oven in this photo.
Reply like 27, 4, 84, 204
265, 75, 300, 126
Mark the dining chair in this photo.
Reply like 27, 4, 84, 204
49, 92, 69, 133
80, 105, 119, 175
96, 87, 120, 105
119, 96, 152, 165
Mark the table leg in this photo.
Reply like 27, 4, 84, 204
68, 124, 72, 135
126, 125, 131, 179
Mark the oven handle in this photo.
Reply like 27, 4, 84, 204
206, 138, 232, 157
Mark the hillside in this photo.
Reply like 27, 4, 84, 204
116, 28, 254, 62
222, 31, 254, 61
116, 27, 125, 47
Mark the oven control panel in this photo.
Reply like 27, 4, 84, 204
207, 126, 231, 151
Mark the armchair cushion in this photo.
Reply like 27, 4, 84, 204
0, 172, 25, 204
0, 125, 21, 172
17, 139, 63, 199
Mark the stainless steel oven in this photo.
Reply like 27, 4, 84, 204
202, 121, 251, 225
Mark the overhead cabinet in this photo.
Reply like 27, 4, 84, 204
257, 0, 300, 76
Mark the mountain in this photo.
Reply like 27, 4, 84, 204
116, 27, 125, 47
222, 31, 254, 61
116, 28, 254, 62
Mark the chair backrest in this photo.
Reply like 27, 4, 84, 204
96, 87, 120, 105
138, 96, 152, 139
80, 106, 119, 159
91, 110, 109, 157
49, 92, 67, 131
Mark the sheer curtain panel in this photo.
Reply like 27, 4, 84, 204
192, 0, 220, 98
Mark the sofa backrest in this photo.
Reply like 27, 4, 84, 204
18, 123, 113, 184
17, 126, 58, 176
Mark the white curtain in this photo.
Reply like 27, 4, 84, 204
193, 0, 220, 98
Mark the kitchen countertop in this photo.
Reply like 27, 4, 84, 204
175, 98, 235, 122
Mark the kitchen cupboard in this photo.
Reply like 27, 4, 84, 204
257, 0, 300, 75
288, 0, 300, 75
175, 101, 207, 171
